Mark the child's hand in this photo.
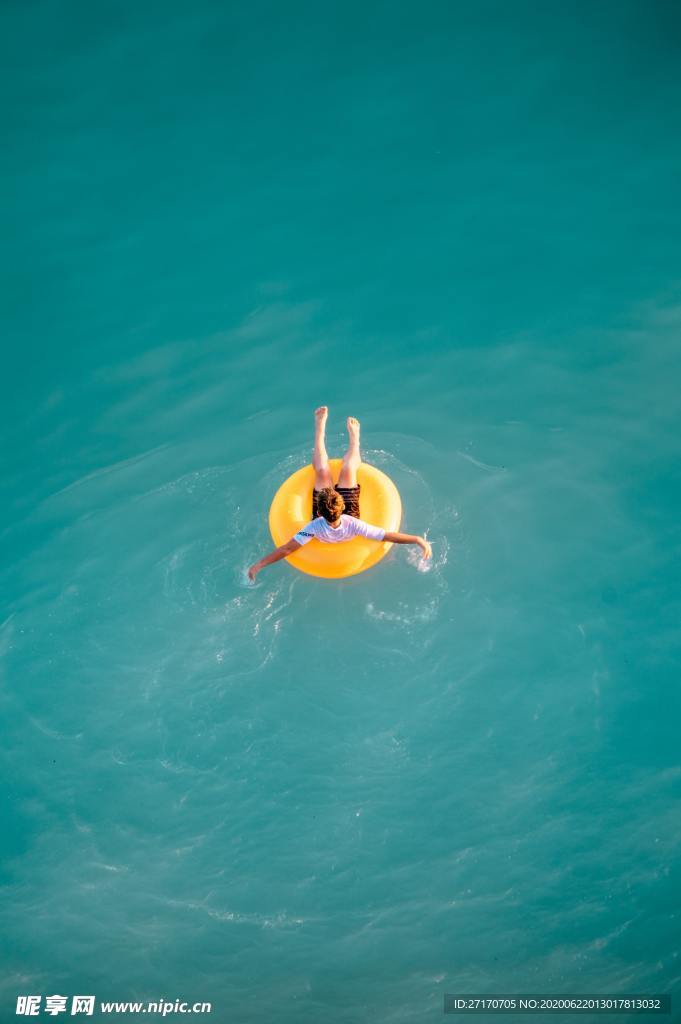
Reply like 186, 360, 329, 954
418, 538, 432, 559
247, 564, 259, 582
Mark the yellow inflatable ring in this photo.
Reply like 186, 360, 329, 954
269, 459, 402, 579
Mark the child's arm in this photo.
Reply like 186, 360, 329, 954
383, 532, 432, 559
248, 538, 302, 581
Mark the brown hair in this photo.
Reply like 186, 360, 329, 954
316, 487, 345, 523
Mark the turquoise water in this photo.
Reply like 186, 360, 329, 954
2, 1, 681, 1021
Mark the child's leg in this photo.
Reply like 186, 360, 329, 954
313, 406, 333, 490
336, 417, 361, 488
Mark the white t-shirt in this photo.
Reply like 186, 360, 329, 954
294, 515, 385, 546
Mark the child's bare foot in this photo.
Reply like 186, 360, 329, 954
346, 416, 360, 447
315, 406, 328, 429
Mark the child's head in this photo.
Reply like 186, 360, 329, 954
316, 487, 345, 523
